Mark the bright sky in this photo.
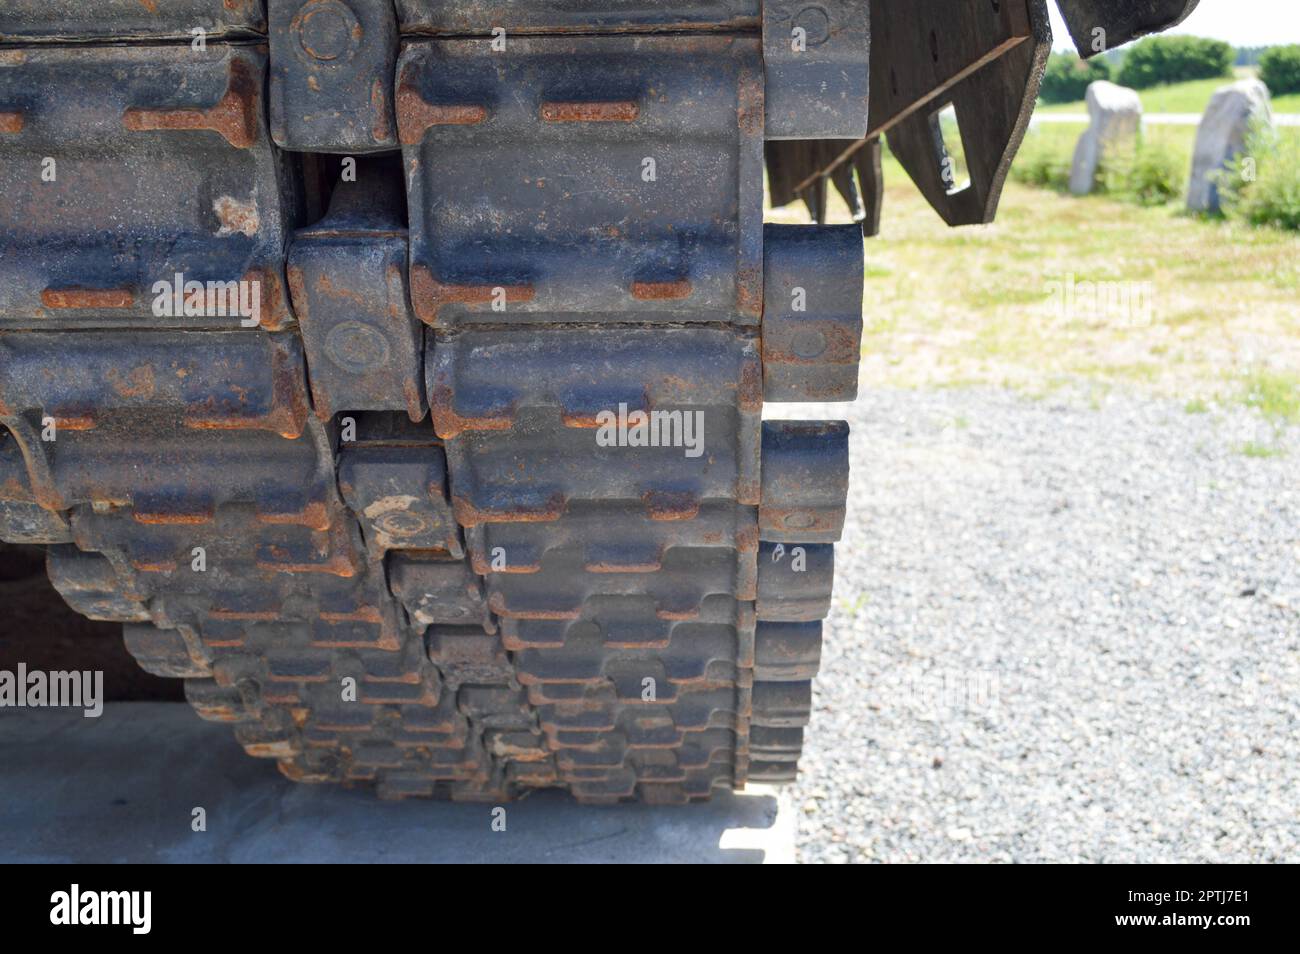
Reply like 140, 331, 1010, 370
1049, 0, 1300, 51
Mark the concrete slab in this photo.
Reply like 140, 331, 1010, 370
0, 703, 794, 863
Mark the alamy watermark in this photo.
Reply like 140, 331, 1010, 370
0, 664, 103, 718
871, 665, 1004, 715
151, 272, 261, 327
595, 403, 704, 458
1045, 273, 1155, 328
50, 885, 150, 934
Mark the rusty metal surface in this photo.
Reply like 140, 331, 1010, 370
269, 0, 399, 151
0, 1, 266, 40
398, 34, 765, 328
338, 445, 461, 558
0, 0, 1185, 801
763, 0, 869, 140
762, 224, 863, 401
395, 1, 761, 34
0, 45, 294, 330
757, 542, 833, 622
288, 164, 425, 420
758, 420, 850, 544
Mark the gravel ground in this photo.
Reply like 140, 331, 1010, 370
774, 387, 1300, 863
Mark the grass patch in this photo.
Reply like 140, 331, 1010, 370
1238, 369, 1300, 423
1101, 137, 1186, 206
1184, 398, 1210, 414
1219, 130, 1300, 232
1240, 441, 1285, 459
777, 146, 1300, 398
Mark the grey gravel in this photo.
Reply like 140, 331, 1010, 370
769, 388, 1300, 863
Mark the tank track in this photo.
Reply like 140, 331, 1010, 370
0, 2, 865, 802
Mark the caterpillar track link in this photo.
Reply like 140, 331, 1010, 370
0, 1, 1196, 801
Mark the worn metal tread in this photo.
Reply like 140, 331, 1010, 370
0, 5, 865, 802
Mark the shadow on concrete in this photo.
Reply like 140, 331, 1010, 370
0, 703, 790, 863
0, 542, 181, 702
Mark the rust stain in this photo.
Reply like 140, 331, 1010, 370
585, 559, 663, 574
737, 69, 764, 137
470, 551, 539, 574
540, 101, 640, 123
41, 287, 135, 310
213, 195, 259, 237
358, 668, 422, 686
429, 383, 513, 440
192, 703, 243, 723
137, 0, 159, 13
402, 377, 425, 423
0, 112, 24, 134
253, 523, 359, 578
735, 265, 762, 318
738, 357, 763, 412
132, 508, 215, 526
183, 342, 308, 442
603, 634, 673, 653
106, 363, 156, 399
735, 523, 759, 553
631, 280, 692, 301
643, 490, 701, 521
758, 506, 838, 534
0, 477, 28, 498
244, 741, 300, 759
656, 607, 700, 621
410, 265, 534, 327
201, 634, 246, 649
488, 592, 580, 621
123, 57, 259, 149
319, 606, 383, 624
256, 551, 357, 577
268, 337, 310, 438
43, 413, 97, 431
764, 320, 861, 365
256, 498, 331, 531
208, 608, 280, 621
260, 685, 303, 705
452, 493, 565, 528
560, 411, 605, 429
395, 79, 486, 145
314, 271, 368, 307
311, 627, 402, 651
370, 78, 393, 144
245, 267, 292, 332
45, 415, 94, 434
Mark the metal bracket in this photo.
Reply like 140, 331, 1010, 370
762, 224, 863, 402
268, 0, 399, 152
763, 0, 870, 140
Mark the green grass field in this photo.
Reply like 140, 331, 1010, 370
767, 150, 1300, 414
1019, 121, 1201, 168
1035, 73, 1300, 115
